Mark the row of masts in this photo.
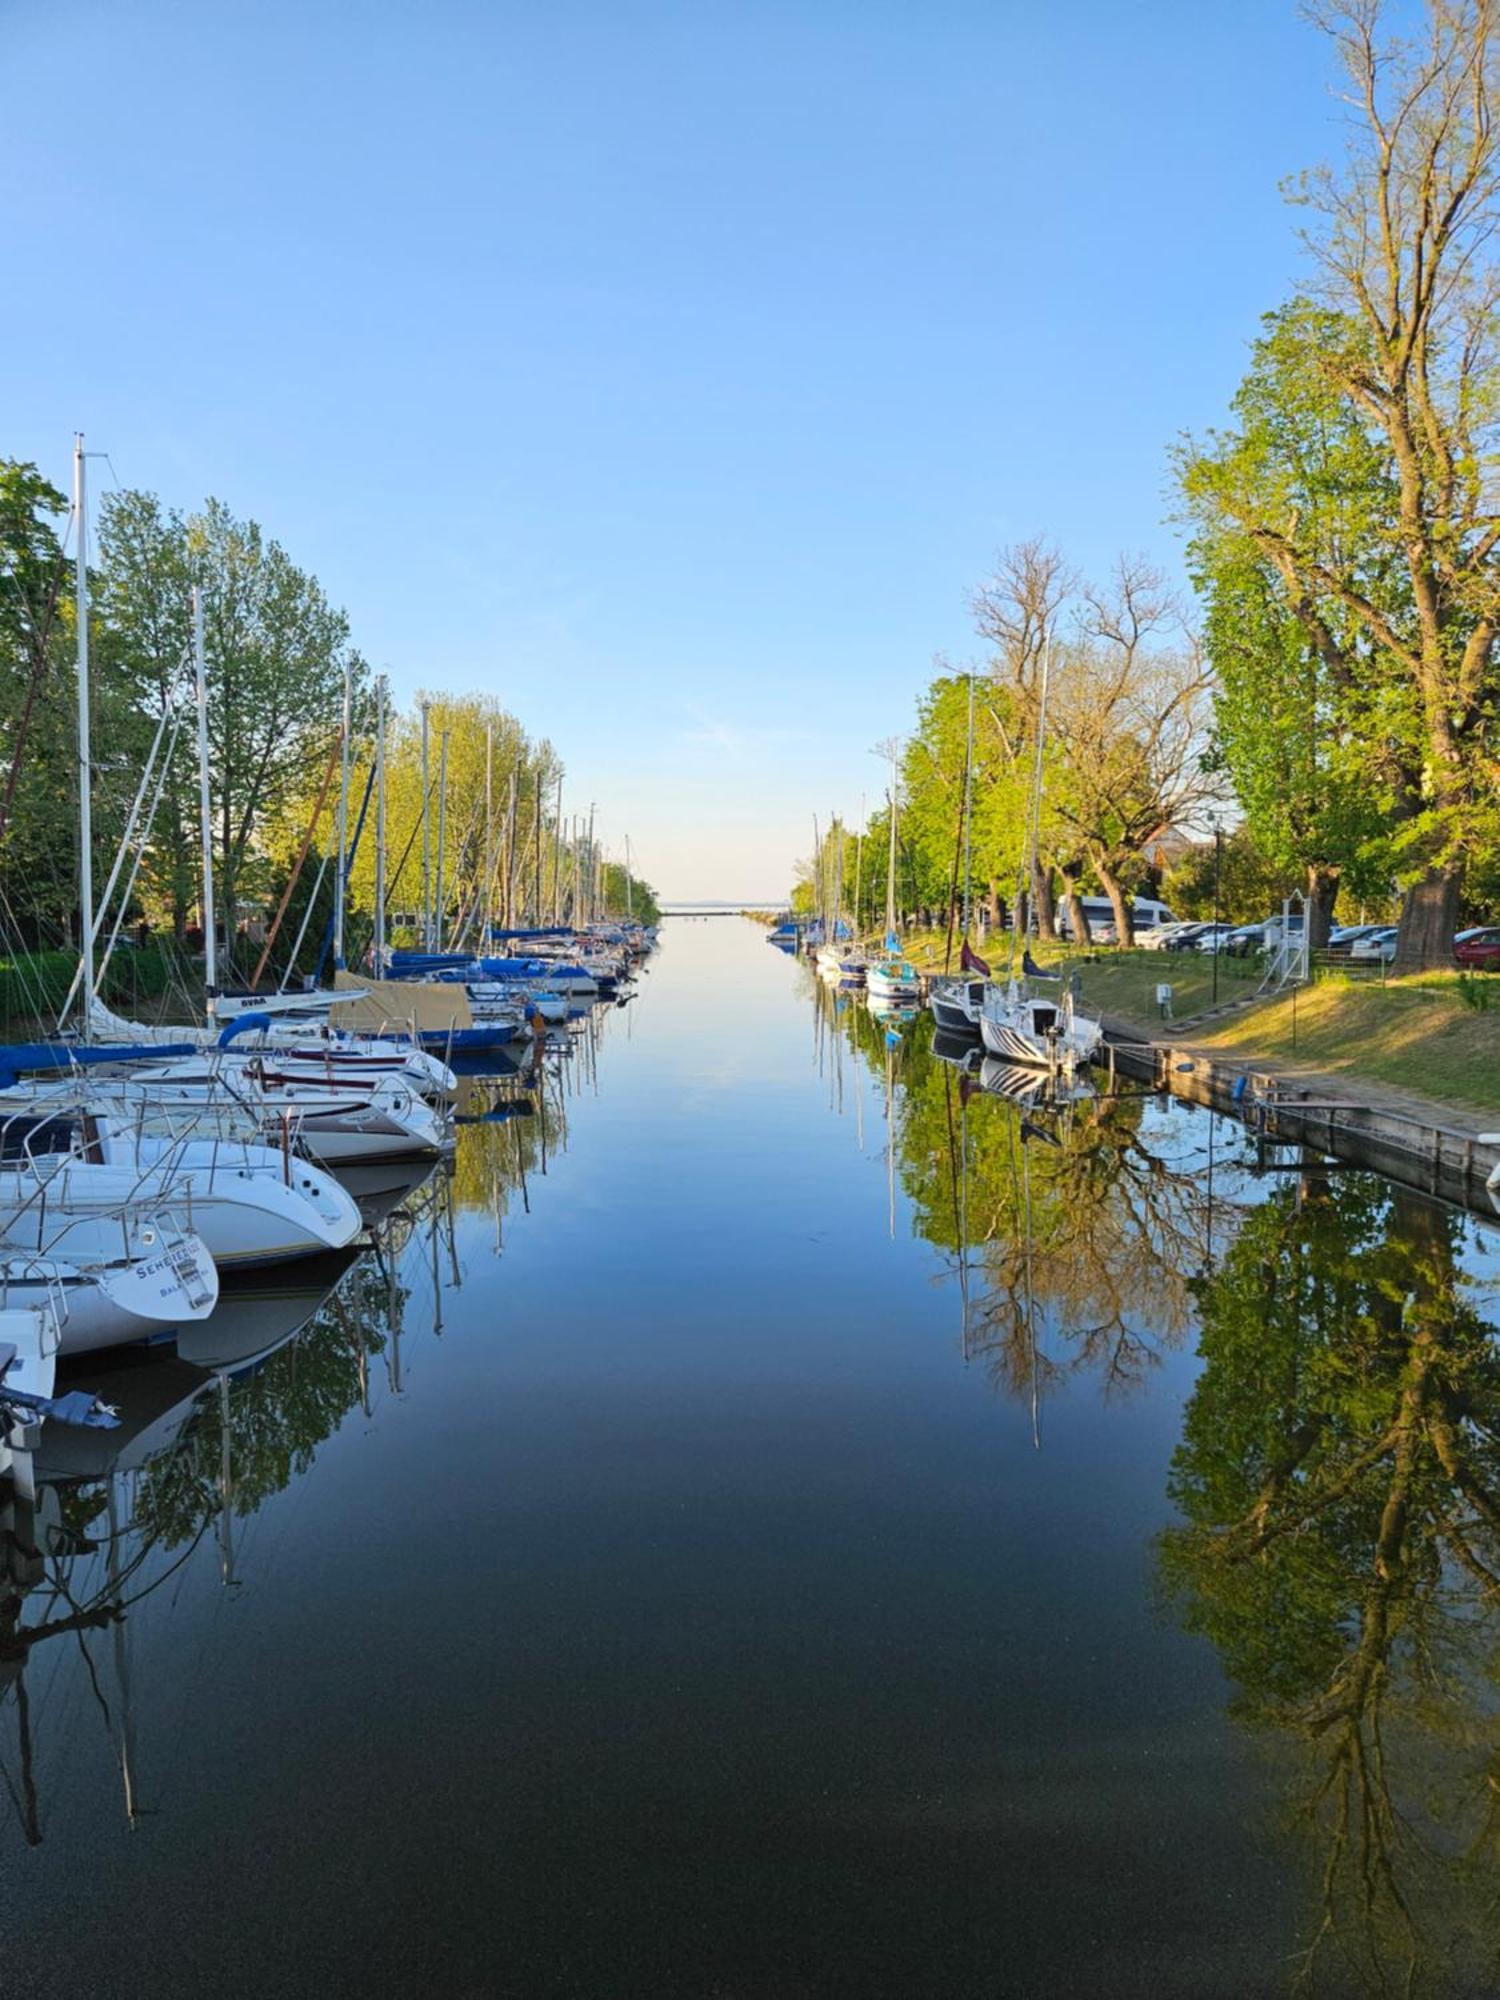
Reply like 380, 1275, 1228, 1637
70, 433, 637, 1008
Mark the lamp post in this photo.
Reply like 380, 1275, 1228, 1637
1211, 819, 1223, 1005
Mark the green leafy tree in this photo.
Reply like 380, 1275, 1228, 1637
1182, 3, 1500, 969
1177, 301, 1414, 947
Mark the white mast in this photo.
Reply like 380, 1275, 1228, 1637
962, 672, 974, 942
74, 434, 96, 1022
420, 699, 431, 949
1011, 628, 1052, 977
885, 744, 898, 944
374, 675, 387, 968
192, 585, 217, 1008
332, 657, 352, 968
435, 728, 450, 952
483, 721, 494, 946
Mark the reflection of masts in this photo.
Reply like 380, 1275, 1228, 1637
1022, 1135, 1040, 1450
430, 1189, 444, 1335
959, 1091, 971, 1360
334, 1288, 372, 1418
855, 1031, 865, 1153
942, 1065, 971, 1360
106, 1478, 140, 1827
386, 1223, 404, 1395
885, 1034, 896, 1241
446, 1173, 460, 1291
218, 1373, 239, 1586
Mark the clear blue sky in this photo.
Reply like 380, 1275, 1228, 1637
6, 0, 1358, 898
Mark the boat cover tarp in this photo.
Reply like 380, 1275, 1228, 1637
330, 969, 475, 1032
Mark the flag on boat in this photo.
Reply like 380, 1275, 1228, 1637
1022, 949, 1061, 981
960, 940, 990, 977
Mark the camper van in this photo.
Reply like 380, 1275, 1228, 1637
1056, 895, 1175, 944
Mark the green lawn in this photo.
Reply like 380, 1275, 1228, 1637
1192, 974, 1500, 1116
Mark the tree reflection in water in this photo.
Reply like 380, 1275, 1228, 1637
1162, 1174, 1500, 1997
812, 979, 1500, 1990
812, 978, 1237, 1404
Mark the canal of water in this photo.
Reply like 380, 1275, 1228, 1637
7, 917, 1500, 1998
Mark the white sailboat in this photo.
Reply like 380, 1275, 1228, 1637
865, 751, 920, 1004
0, 444, 358, 1274
0, 1222, 219, 1355
975, 633, 1102, 1073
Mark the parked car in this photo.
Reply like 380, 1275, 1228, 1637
1191, 923, 1242, 953
1164, 922, 1215, 951
1350, 926, 1398, 962
1139, 922, 1196, 951
1215, 922, 1272, 956
1323, 923, 1384, 956
1454, 926, 1500, 969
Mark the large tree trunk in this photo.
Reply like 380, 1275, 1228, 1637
1097, 864, 1135, 948
1392, 865, 1461, 974
1059, 860, 1092, 946
1030, 860, 1056, 941
1306, 865, 1339, 953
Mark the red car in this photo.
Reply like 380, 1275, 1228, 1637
1455, 926, 1500, 968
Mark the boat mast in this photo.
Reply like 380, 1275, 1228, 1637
482, 721, 494, 945
73, 434, 96, 1025
624, 835, 634, 920
374, 674, 387, 968
420, 700, 431, 949
332, 656, 352, 969
962, 672, 974, 945
853, 796, 863, 940
551, 776, 563, 922
435, 727, 450, 951
1012, 628, 1052, 978
884, 746, 898, 946
192, 584, 217, 1011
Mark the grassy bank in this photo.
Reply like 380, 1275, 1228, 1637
1191, 975, 1500, 1117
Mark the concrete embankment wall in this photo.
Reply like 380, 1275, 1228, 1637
1102, 1027, 1500, 1222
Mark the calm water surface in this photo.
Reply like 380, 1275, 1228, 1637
7, 920, 1500, 1997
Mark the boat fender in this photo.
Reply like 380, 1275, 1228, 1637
1231, 1075, 1248, 1104
219, 1011, 272, 1047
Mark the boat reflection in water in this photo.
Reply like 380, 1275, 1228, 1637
811, 964, 1500, 1996
0, 987, 623, 1852
0, 1249, 406, 1845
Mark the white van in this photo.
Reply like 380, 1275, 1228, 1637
1056, 895, 1176, 944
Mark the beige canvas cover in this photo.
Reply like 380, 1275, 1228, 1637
330, 968, 475, 1032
